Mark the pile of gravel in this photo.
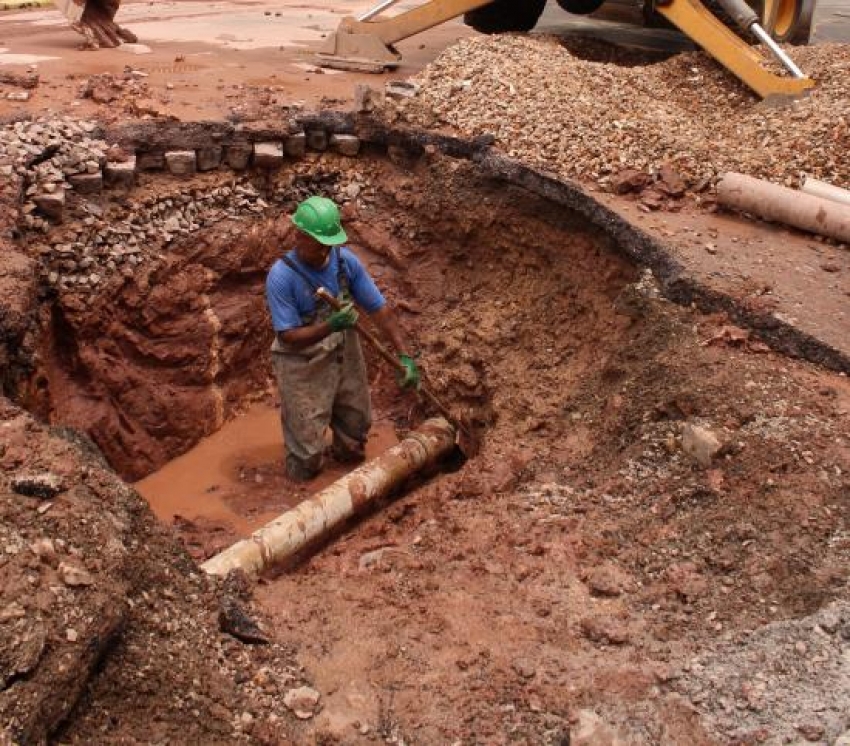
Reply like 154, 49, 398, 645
395, 35, 850, 193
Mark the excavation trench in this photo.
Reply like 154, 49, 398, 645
25, 149, 638, 559
5, 128, 850, 744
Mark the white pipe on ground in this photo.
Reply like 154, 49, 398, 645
201, 418, 457, 577
801, 177, 850, 209
717, 172, 850, 244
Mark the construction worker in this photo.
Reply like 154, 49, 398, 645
266, 195, 420, 481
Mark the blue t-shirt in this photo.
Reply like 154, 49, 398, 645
265, 247, 386, 332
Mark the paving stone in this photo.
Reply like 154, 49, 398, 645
197, 146, 222, 172
68, 172, 103, 194
225, 142, 253, 171
165, 150, 197, 176
253, 141, 284, 169
306, 130, 328, 151
330, 134, 360, 157
136, 152, 165, 171
104, 158, 136, 189
284, 133, 306, 158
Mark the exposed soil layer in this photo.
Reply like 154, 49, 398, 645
2, 144, 850, 744
251, 158, 850, 744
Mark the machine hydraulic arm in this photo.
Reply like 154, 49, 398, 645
318, 0, 815, 100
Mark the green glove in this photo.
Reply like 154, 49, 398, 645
397, 353, 421, 390
327, 303, 358, 332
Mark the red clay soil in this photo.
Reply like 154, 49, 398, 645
248, 160, 850, 743
2, 127, 849, 743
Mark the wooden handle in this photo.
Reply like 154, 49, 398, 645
315, 288, 469, 436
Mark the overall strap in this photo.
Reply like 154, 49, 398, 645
334, 247, 351, 297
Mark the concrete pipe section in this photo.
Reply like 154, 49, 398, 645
202, 417, 457, 577
717, 172, 850, 244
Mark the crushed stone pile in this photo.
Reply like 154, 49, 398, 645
395, 35, 850, 193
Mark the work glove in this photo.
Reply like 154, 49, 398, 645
327, 303, 359, 332
397, 353, 421, 390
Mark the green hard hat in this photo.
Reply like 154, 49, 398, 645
291, 195, 347, 246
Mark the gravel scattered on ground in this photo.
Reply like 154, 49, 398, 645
394, 35, 850, 193
674, 601, 850, 745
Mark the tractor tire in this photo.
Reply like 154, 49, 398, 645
555, 0, 605, 15
464, 0, 548, 34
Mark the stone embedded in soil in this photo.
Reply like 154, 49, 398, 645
197, 146, 222, 172
580, 615, 630, 646
253, 141, 284, 169
104, 158, 136, 188
58, 562, 94, 587
571, 709, 627, 746
136, 152, 165, 171
306, 129, 328, 152
33, 191, 65, 222
511, 658, 537, 679
225, 142, 252, 170
330, 134, 360, 157
283, 686, 320, 719
284, 133, 306, 158
165, 150, 197, 177
585, 563, 633, 597
681, 423, 723, 467
68, 172, 103, 195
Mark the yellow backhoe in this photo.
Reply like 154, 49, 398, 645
317, 0, 818, 100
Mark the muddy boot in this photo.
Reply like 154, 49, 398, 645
330, 438, 366, 465
286, 452, 321, 482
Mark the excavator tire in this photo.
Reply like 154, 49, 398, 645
555, 0, 606, 14
464, 0, 548, 34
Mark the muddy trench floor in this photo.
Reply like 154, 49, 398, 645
4, 153, 850, 744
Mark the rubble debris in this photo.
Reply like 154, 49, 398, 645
0, 71, 40, 89
681, 422, 723, 467
218, 596, 270, 645
58, 562, 95, 587
11, 472, 65, 498
283, 686, 320, 719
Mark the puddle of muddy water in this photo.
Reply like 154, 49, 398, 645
135, 402, 398, 538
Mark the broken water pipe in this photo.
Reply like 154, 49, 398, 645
202, 417, 457, 577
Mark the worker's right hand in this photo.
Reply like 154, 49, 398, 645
327, 303, 359, 332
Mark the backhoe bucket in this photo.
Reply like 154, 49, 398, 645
317, 22, 402, 73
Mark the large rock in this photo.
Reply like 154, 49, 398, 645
306, 129, 328, 152
68, 172, 103, 195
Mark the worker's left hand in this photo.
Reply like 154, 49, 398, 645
397, 353, 421, 390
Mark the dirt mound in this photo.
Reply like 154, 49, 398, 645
394, 35, 850, 194
0, 399, 315, 744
